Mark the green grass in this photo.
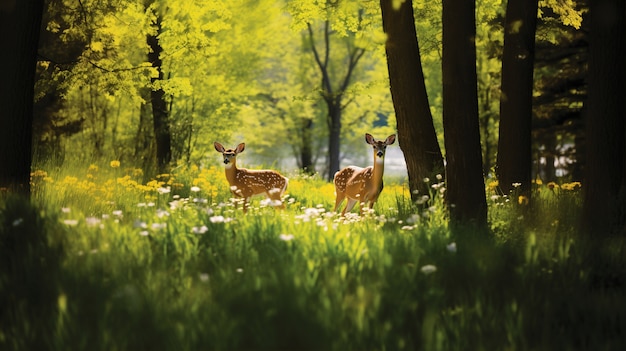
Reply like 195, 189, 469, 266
1, 164, 625, 350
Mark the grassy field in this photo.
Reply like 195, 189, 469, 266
1, 162, 625, 350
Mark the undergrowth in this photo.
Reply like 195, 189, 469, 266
1, 162, 624, 350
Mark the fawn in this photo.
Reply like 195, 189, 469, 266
333, 133, 396, 215
214, 142, 288, 213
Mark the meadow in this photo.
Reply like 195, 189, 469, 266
1, 161, 625, 351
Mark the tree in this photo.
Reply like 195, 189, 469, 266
583, 0, 626, 236
306, 20, 366, 180
379, 0, 444, 199
496, 0, 539, 196
0, 0, 45, 194
442, 0, 487, 226
145, 4, 172, 175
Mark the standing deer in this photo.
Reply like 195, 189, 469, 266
214, 142, 288, 213
333, 133, 396, 215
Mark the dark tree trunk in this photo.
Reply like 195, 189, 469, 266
300, 118, 315, 174
583, 0, 626, 236
0, 0, 44, 195
442, 0, 487, 227
380, 0, 444, 200
496, 0, 539, 196
327, 100, 342, 181
146, 14, 172, 175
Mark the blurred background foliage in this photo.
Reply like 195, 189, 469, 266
33, 0, 586, 182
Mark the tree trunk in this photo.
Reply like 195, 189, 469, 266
380, 0, 444, 200
583, 0, 626, 236
300, 118, 315, 174
0, 0, 44, 195
442, 0, 487, 227
146, 13, 172, 175
327, 100, 342, 181
496, 0, 539, 196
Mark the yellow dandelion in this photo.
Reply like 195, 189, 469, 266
110, 160, 121, 168
547, 182, 559, 190
561, 182, 582, 191
518, 195, 529, 205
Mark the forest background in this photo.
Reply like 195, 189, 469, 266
25, 0, 587, 184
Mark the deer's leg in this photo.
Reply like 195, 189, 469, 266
242, 197, 250, 213
334, 192, 346, 212
342, 198, 358, 215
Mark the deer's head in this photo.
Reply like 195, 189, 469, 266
366, 133, 396, 161
214, 142, 245, 166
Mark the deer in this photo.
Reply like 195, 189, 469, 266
214, 142, 289, 213
333, 133, 396, 216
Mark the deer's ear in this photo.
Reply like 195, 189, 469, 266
236, 143, 246, 154
385, 134, 396, 145
214, 142, 225, 153
365, 133, 375, 145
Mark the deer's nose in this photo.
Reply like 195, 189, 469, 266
377, 151, 384, 157
224, 159, 230, 164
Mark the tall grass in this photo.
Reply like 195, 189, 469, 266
1, 162, 624, 350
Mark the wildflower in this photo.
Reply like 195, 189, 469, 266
62, 207, 71, 213
423, 177, 430, 183
12, 218, 23, 227
406, 214, 420, 225
199, 273, 209, 282
157, 187, 171, 194
446, 242, 457, 253
85, 217, 101, 227
436, 174, 443, 180
236, 268, 244, 273
190, 186, 201, 193
487, 180, 499, 189
110, 160, 121, 168
561, 182, 581, 191
112, 210, 123, 217
260, 198, 283, 207
151, 222, 166, 230
415, 195, 430, 205
192, 225, 208, 234
88, 164, 99, 172
139, 231, 150, 236
420, 264, 437, 275
518, 195, 529, 205
547, 182, 559, 190
279, 233, 295, 241
63, 219, 79, 226
512, 182, 522, 188
401, 225, 415, 231
210, 215, 226, 223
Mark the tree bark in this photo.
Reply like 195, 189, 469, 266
0, 0, 44, 195
146, 12, 172, 175
442, 0, 487, 227
583, 0, 626, 236
327, 99, 342, 181
380, 0, 444, 200
496, 0, 539, 196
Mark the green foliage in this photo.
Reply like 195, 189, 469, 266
2, 165, 625, 350
539, 0, 585, 29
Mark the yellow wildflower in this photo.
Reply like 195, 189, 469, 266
110, 160, 121, 168
518, 195, 529, 205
